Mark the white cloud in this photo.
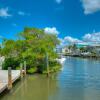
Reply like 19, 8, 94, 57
44, 27, 59, 35
83, 32, 100, 42
81, 0, 100, 14
60, 31, 100, 47
58, 36, 83, 47
55, 0, 62, 4
0, 7, 12, 18
57, 38, 67, 48
64, 36, 82, 43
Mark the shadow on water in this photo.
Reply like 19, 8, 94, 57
1, 57, 100, 100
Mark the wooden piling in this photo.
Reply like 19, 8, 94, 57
24, 61, 26, 76
8, 67, 12, 90
20, 63, 23, 78
46, 52, 49, 77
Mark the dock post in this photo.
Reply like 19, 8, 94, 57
20, 63, 23, 78
46, 52, 49, 77
24, 61, 26, 76
8, 67, 12, 90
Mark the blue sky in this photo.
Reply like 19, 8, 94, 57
0, 0, 100, 44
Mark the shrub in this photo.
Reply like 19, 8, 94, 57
27, 67, 37, 74
2, 57, 20, 70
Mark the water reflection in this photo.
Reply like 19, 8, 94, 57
1, 75, 59, 100
1, 57, 100, 100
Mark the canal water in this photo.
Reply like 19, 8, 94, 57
1, 57, 100, 100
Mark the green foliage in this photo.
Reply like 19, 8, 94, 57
27, 67, 37, 74
2, 57, 20, 70
43, 61, 61, 74
91, 51, 97, 57
1, 27, 60, 73
80, 47, 87, 52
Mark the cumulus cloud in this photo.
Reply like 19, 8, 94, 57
58, 36, 83, 47
64, 36, 82, 43
0, 7, 12, 18
81, 0, 100, 14
58, 38, 65, 45
44, 27, 59, 35
60, 31, 100, 47
83, 32, 100, 42
61, 32, 100, 45
55, 0, 62, 4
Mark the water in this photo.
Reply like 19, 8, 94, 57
1, 57, 100, 100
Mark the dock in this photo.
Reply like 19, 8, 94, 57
0, 70, 23, 94
0, 61, 26, 94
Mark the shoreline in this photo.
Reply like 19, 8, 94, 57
64, 54, 100, 60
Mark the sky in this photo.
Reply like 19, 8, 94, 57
0, 0, 100, 45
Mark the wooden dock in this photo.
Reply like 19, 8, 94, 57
0, 70, 20, 94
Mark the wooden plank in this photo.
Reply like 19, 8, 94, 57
0, 83, 7, 93
0, 70, 20, 93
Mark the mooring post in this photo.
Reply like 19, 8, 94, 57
46, 52, 49, 77
20, 63, 23, 78
8, 67, 12, 90
24, 61, 26, 76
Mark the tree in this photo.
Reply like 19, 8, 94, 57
2, 27, 61, 73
